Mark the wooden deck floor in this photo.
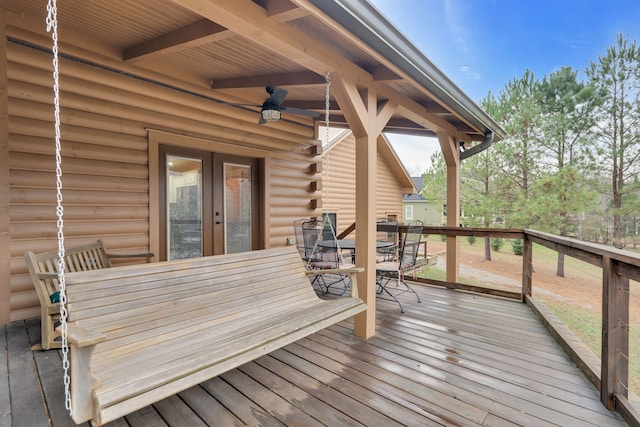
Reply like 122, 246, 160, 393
1, 283, 627, 427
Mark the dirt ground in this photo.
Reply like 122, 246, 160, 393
426, 239, 640, 324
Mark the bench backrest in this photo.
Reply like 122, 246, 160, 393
64, 246, 319, 340
24, 240, 113, 307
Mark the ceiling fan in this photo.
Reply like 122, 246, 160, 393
257, 86, 321, 124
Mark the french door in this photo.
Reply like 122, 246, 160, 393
159, 145, 260, 260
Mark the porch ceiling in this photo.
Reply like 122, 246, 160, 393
1, 0, 504, 145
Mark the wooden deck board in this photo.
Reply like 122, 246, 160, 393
0, 324, 10, 427
2, 283, 629, 426
6, 321, 51, 427
124, 405, 169, 427
178, 386, 242, 426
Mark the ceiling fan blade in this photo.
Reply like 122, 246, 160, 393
267, 86, 288, 107
281, 106, 321, 118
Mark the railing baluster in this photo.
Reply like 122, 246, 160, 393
601, 255, 630, 409
522, 235, 533, 301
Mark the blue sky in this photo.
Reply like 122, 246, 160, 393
368, 0, 640, 175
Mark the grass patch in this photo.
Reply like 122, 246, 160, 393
545, 300, 640, 397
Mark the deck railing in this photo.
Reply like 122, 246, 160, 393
401, 226, 640, 427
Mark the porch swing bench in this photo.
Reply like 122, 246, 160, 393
59, 245, 365, 426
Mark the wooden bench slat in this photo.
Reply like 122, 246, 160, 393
75, 274, 309, 332
92, 293, 326, 382
94, 299, 365, 426
62, 246, 366, 425
69, 270, 311, 322
89, 286, 316, 370
24, 240, 154, 350
67, 247, 295, 287
67, 257, 304, 312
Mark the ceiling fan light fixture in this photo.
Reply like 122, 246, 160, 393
261, 107, 281, 122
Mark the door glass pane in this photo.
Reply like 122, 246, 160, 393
167, 155, 203, 260
224, 163, 252, 253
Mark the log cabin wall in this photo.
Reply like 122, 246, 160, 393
3, 34, 318, 324
322, 132, 405, 237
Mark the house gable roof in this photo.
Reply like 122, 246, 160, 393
404, 176, 428, 201
322, 128, 416, 194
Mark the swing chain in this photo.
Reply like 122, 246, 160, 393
323, 72, 331, 210
320, 72, 345, 264
47, 0, 73, 416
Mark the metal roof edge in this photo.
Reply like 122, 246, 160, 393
308, 0, 506, 140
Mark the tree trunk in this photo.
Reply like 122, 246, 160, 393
613, 192, 624, 249
556, 251, 565, 277
484, 236, 491, 261
556, 215, 567, 277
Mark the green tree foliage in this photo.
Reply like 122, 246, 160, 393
527, 167, 597, 234
538, 66, 596, 170
422, 151, 447, 222
586, 33, 640, 248
511, 239, 524, 256
419, 33, 640, 256
490, 238, 504, 251
536, 66, 599, 275
491, 70, 544, 228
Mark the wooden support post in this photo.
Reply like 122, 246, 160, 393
0, 11, 10, 325
438, 133, 460, 283
332, 74, 396, 339
522, 234, 533, 301
353, 131, 377, 339
601, 256, 630, 409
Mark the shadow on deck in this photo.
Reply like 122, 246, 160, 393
1, 283, 628, 426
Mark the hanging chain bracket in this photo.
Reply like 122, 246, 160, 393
46, 0, 73, 416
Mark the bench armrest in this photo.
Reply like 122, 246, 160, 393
105, 252, 154, 262
36, 272, 59, 280
306, 267, 364, 298
57, 324, 107, 348
55, 324, 104, 424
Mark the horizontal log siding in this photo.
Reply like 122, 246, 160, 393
323, 134, 404, 238
376, 152, 404, 220
323, 137, 356, 235
5, 38, 316, 323
1, 13, 9, 324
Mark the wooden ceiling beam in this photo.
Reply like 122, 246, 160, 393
259, 0, 309, 22
331, 74, 370, 138
168, 0, 375, 86
366, 64, 402, 83
168, 0, 466, 139
211, 71, 325, 89
123, 19, 230, 62
124, 1, 307, 62
375, 99, 398, 136
281, 100, 340, 110
375, 82, 469, 142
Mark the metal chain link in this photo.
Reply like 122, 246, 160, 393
46, 0, 72, 416
323, 72, 331, 211
321, 72, 345, 262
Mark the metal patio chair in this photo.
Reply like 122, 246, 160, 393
375, 221, 423, 312
294, 218, 354, 295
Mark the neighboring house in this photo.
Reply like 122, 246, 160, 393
403, 176, 443, 225
0, 0, 504, 336
320, 129, 416, 235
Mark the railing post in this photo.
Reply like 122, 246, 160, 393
522, 234, 532, 302
601, 255, 630, 409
